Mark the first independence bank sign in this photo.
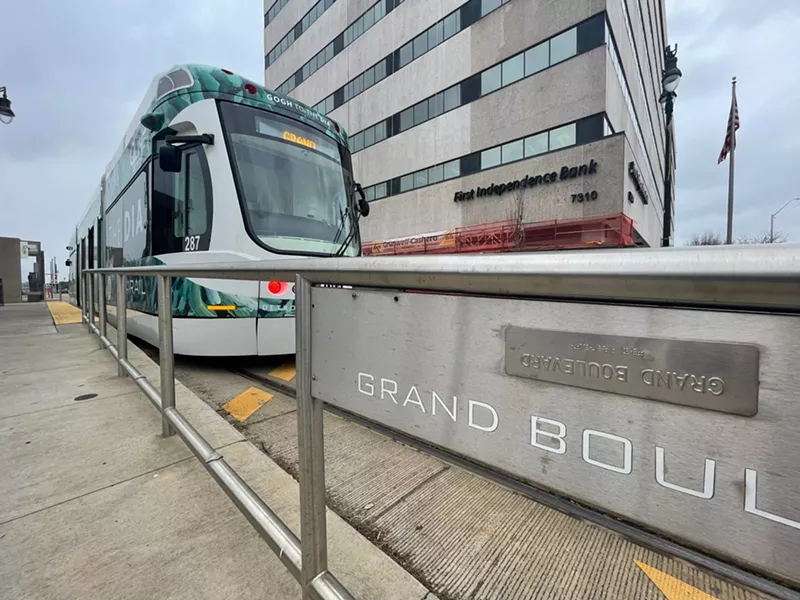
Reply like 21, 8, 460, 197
453, 160, 598, 202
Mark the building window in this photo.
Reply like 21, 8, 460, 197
480, 0, 502, 17
550, 28, 578, 64
443, 11, 460, 40
444, 86, 460, 112
399, 107, 414, 132
524, 132, 548, 157
428, 21, 444, 49
502, 54, 524, 86
524, 43, 549, 76
413, 32, 428, 59
414, 101, 428, 126
481, 65, 502, 95
443, 160, 460, 180
481, 147, 501, 169
501, 139, 524, 164
399, 42, 413, 68
428, 164, 444, 184
414, 169, 428, 188
549, 123, 576, 150
374, 182, 387, 200
399, 174, 414, 193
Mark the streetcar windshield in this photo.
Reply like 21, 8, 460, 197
219, 102, 359, 256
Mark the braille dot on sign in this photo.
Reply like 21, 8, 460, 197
74, 393, 98, 401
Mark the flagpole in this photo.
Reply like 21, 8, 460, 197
725, 77, 737, 244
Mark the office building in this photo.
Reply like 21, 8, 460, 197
264, 0, 671, 251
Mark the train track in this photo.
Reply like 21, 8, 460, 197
231, 366, 800, 600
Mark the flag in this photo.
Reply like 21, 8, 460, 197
718, 87, 740, 164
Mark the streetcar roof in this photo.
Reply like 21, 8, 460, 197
102, 64, 347, 210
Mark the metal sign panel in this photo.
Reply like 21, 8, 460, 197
505, 327, 759, 416
310, 287, 800, 586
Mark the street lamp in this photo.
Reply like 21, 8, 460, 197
0, 87, 15, 124
770, 198, 800, 243
660, 45, 682, 247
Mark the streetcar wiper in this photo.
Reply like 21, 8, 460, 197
333, 205, 356, 257
331, 205, 348, 248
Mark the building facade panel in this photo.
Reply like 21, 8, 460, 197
352, 48, 606, 187
360, 135, 627, 242
265, 0, 346, 87
332, 27, 474, 134
263, 0, 318, 71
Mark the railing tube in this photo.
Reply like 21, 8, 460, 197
295, 275, 329, 599
157, 275, 175, 437
116, 274, 127, 377
88, 273, 95, 334
82, 272, 88, 324
98, 274, 107, 348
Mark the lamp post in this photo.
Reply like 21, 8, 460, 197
770, 198, 800, 243
660, 45, 682, 247
0, 87, 15, 124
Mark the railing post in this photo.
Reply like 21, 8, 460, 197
157, 275, 176, 437
98, 274, 107, 347
81, 273, 88, 324
295, 275, 328, 599
88, 274, 95, 333
117, 274, 127, 377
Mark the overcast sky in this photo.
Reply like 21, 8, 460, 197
0, 0, 798, 273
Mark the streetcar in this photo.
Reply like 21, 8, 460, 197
67, 64, 368, 356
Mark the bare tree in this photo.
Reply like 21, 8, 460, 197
688, 231, 723, 246
736, 231, 789, 244
506, 189, 525, 250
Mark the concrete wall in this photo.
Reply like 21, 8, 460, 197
361, 135, 627, 242
0, 237, 22, 304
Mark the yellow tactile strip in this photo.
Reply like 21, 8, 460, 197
268, 362, 296, 382
221, 387, 274, 422
46, 301, 85, 325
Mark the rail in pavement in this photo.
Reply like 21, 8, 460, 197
0, 302, 433, 600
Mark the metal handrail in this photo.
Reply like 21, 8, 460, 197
91, 244, 800, 311
82, 245, 800, 598
81, 269, 352, 600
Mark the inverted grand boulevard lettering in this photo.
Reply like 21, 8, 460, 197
454, 160, 598, 202
504, 327, 760, 417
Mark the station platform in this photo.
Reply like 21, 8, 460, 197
0, 302, 433, 600
1, 301, 791, 600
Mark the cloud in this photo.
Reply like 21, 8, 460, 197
0, 0, 262, 268
668, 0, 800, 243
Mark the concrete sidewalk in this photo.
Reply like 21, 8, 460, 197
0, 303, 432, 600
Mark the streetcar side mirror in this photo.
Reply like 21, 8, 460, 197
159, 144, 182, 173
354, 183, 369, 218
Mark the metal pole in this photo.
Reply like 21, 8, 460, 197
295, 275, 328, 599
661, 93, 674, 247
116, 274, 127, 377
98, 274, 107, 348
82, 272, 89, 323
770, 215, 775, 244
725, 77, 737, 245
88, 274, 95, 333
157, 275, 176, 437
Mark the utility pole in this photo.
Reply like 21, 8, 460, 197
770, 198, 800, 243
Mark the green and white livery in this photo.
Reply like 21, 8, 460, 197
68, 64, 368, 356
